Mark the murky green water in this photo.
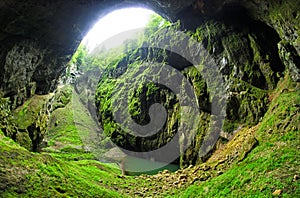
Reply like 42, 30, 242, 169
122, 156, 179, 176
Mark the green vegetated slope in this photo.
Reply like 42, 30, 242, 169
0, 8, 299, 198
0, 86, 123, 197
179, 76, 300, 198
0, 74, 298, 198
43, 85, 107, 161
0, 85, 153, 197
0, 127, 127, 198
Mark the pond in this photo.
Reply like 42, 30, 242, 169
121, 155, 180, 176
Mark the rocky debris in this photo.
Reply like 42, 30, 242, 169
272, 189, 282, 196
128, 125, 260, 197
293, 174, 299, 182
207, 126, 259, 166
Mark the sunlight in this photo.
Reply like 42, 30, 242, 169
82, 8, 155, 52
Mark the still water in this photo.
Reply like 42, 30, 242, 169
121, 155, 179, 176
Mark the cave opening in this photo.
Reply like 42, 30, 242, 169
82, 7, 156, 52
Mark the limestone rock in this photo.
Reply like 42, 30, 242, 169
272, 189, 282, 196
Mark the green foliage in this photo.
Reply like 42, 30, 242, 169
70, 44, 89, 71
71, 13, 171, 76
144, 14, 171, 40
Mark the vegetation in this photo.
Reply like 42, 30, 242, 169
179, 75, 300, 197
0, 74, 298, 197
0, 128, 124, 197
0, 9, 299, 198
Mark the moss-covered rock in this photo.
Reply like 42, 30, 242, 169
12, 94, 52, 151
0, 96, 19, 141
44, 85, 109, 161
1, 85, 73, 152
244, 0, 300, 82
95, 15, 285, 167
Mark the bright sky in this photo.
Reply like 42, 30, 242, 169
82, 8, 155, 52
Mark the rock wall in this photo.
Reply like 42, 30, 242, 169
0, 93, 52, 151
94, 9, 289, 166
0, 40, 64, 108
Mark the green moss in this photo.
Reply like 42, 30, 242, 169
15, 99, 30, 118
222, 119, 239, 133
46, 102, 82, 147
44, 85, 110, 162
96, 61, 183, 154
178, 75, 299, 198
227, 78, 269, 126
267, 0, 299, 41
248, 34, 276, 89
0, 97, 17, 138
15, 131, 32, 151
13, 95, 49, 129
52, 85, 73, 109
9, 94, 51, 150
0, 131, 124, 197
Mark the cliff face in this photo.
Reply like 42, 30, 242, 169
94, 1, 299, 167
94, 17, 279, 166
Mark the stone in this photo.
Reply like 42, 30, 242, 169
173, 181, 179, 186
178, 174, 187, 180
216, 171, 223, 176
272, 189, 282, 196
293, 174, 299, 182
190, 177, 199, 184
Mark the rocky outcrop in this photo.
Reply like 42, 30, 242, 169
94, 5, 290, 166
0, 93, 52, 151
0, 40, 65, 109
0, 84, 71, 152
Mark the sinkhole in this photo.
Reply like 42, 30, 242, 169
70, 7, 181, 175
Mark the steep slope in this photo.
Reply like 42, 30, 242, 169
0, 74, 298, 197
94, 11, 289, 168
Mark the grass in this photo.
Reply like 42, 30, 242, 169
177, 76, 300, 198
0, 75, 299, 197
0, 126, 163, 197
0, 129, 130, 197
